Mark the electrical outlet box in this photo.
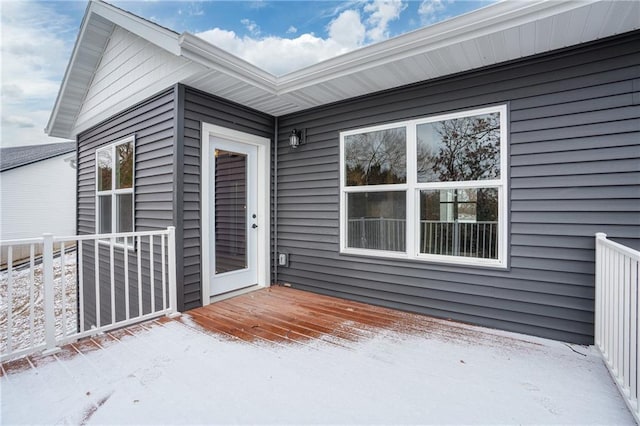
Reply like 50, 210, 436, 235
278, 253, 289, 267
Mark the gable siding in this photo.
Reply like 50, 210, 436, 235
275, 32, 640, 344
181, 86, 274, 310
75, 26, 205, 138
77, 88, 176, 326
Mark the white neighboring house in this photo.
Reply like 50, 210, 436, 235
0, 142, 76, 266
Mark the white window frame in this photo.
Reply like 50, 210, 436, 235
339, 105, 508, 268
95, 135, 135, 241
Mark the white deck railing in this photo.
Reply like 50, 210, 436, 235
0, 227, 177, 362
595, 232, 640, 424
347, 218, 406, 251
347, 218, 498, 257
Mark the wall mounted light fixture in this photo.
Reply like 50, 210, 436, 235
289, 128, 305, 148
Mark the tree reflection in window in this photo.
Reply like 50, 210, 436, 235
97, 150, 112, 191
345, 127, 406, 186
116, 142, 134, 189
417, 112, 500, 183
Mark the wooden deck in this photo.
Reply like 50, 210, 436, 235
1, 285, 517, 375
0, 286, 528, 377
185, 285, 491, 346
2, 286, 635, 424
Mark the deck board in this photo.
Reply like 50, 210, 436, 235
0, 285, 531, 373
186, 286, 444, 344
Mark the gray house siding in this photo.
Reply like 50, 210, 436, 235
180, 85, 274, 310
76, 84, 274, 317
275, 31, 640, 344
77, 87, 176, 326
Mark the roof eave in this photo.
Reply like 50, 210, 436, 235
45, 1, 93, 138
179, 33, 277, 94
275, 0, 598, 93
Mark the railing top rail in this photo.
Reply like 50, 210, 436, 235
0, 237, 45, 246
596, 232, 640, 261
347, 218, 406, 222
420, 220, 498, 224
346, 218, 499, 224
0, 229, 172, 246
54, 229, 171, 243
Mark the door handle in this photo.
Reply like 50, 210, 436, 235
252, 223, 258, 229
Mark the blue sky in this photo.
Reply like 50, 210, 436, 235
1, 0, 494, 146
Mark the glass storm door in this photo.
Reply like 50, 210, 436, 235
210, 138, 258, 296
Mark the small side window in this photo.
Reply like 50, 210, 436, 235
96, 136, 135, 240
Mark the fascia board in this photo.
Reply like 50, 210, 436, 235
179, 33, 277, 94
274, 0, 597, 94
90, 0, 181, 55
45, 1, 95, 137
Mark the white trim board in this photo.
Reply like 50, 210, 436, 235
200, 123, 271, 306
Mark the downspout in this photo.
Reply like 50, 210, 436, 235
273, 116, 278, 285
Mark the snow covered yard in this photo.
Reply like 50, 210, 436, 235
0, 306, 634, 424
0, 251, 77, 353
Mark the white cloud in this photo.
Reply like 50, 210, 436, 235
327, 10, 366, 49
418, 0, 448, 25
241, 18, 261, 36
364, 0, 406, 42
249, 1, 268, 10
196, 1, 408, 76
198, 28, 352, 76
2, 115, 36, 129
1, 1, 74, 146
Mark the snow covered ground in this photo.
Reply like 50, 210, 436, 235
0, 251, 77, 353
1, 314, 634, 424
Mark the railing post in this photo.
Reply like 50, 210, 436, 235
42, 233, 60, 355
595, 232, 607, 349
167, 226, 180, 318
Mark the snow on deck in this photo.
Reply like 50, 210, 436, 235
1, 298, 634, 424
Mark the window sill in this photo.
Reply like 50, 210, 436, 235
340, 247, 507, 270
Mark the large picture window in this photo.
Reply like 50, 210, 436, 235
340, 105, 507, 267
96, 136, 135, 237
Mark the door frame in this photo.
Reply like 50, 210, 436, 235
201, 122, 271, 306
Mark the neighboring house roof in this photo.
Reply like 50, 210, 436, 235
0, 142, 76, 172
46, 0, 640, 139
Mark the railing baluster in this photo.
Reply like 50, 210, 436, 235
42, 234, 56, 353
61, 241, 67, 336
624, 256, 630, 388
95, 239, 101, 328
595, 236, 602, 348
137, 235, 143, 316
79, 241, 85, 333
7, 246, 13, 353
161, 234, 166, 311
607, 248, 613, 361
110, 236, 116, 325
149, 235, 155, 313
29, 244, 35, 348
632, 259, 639, 404
168, 227, 178, 316
616, 249, 620, 369
616, 251, 623, 374
124, 236, 130, 321
482, 223, 487, 258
